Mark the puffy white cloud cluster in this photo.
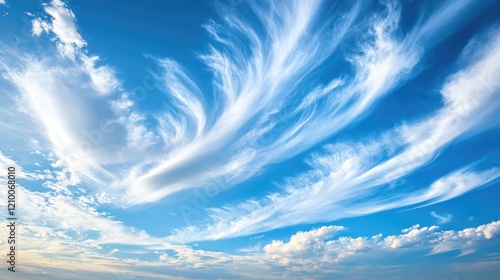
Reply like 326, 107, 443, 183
31, 0, 85, 59
263, 221, 500, 270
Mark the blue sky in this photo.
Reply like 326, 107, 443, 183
0, 0, 500, 279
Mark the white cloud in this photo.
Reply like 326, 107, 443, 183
29, 0, 119, 95
3, 224, 189, 279
0, 184, 274, 279
1, 0, 155, 194
171, 166, 500, 243
17, 186, 169, 248
5, 0, 354, 205
30, 1, 120, 94
120, 0, 483, 206
38, 0, 86, 59
0, 149, 16, 171
263, 221, 500, 271
122, 0, 361, 203
1, 0, 498, 278
0, 149, 53, 181
0, 182, 185, 278
123, 0, 417, 204
430, 211, 452, 225
10, 187, 499, 279
169, 25, 500, 242
2, 168, 499, 279
80, 55, 120, 96
2, 0, 486, 210
264, 226, 345, 265
3, 1, 497, 255
31, 17, 50, 36
2, 59, 121, 184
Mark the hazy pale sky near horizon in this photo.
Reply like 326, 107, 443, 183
1, 0, 500, 279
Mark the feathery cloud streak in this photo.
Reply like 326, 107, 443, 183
1, 0, 158, 192
1, 0, 486, 206
430, 211, 453, 225
169, 26, 500, 242
127, 0, 480, 204
0, 0, 499, 279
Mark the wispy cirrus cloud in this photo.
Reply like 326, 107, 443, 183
0, 0, 489, 207
124, 0, 362, 202
431, 211, 452, 225
0, 0, 497, 258
125, 0, 482, 204
0, 0, 158, 193
0, 0, 499, 279
169, 25, 500, 242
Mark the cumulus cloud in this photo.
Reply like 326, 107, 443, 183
263, 221, 500, 271
264, 226, 345, 265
